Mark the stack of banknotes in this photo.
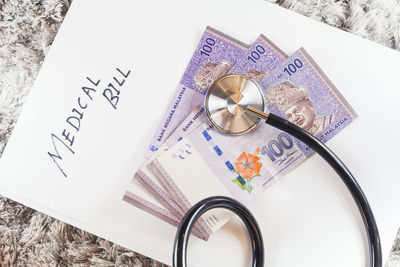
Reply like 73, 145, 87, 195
123, 26, 357, 240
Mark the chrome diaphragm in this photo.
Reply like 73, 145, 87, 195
205, 74, 265, 135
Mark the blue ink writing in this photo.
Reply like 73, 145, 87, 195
48, 76, 99, 178
103, 68, 131, 109
48, 67, 132, 178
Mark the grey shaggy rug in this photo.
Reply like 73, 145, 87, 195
0, 0, 399, 266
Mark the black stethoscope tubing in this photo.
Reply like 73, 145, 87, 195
173, 196, 264, 267
173, 113, 381, 267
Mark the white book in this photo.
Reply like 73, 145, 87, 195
0, 0, 399, 266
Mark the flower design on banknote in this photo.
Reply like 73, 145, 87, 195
266, 82, 340, 135
231, 148, 262, 194
194, 61, 233, 93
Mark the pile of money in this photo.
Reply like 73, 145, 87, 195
123, 26, 357, 241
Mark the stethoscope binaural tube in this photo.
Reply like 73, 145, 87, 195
248, 107, 382, 267
173, 196, 264, 267
173, 74, 382, 267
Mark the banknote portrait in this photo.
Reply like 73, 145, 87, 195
194, 61, 233, 93
266, 82, 340, 135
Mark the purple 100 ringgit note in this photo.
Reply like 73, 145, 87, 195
144, 26, 249, 158
164, 34, 288, 149
229, 34, 287, 78
144, 36, 288, 224
201, 47, 357, 201
150, 48, 357, 231
207, 47, 356, 200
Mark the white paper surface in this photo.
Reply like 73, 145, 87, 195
0, 0, 399, 266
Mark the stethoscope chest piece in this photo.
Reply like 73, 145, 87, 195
205, 74, 265, 135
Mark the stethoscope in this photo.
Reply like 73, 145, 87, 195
172, 74, 381, 267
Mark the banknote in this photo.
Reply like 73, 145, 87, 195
228, 34, 287, 78
147, 35, 288, 221
124, 152, 211, 240
144, 26, 249, 159
149, 47, 357, 232
126, 107, 215, 240
164, 106, 206, 148
163, 34, 288, 149
126, 35, 289, 235
125, 27, 252, 239
123, 175, 207, 239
